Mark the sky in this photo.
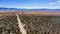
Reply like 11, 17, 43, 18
0, 0, 60, 9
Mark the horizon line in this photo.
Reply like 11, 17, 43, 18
0, 7, 60, 9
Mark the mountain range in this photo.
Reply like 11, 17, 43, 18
0, 7, 60, 11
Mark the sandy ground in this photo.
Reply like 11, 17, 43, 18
0, 11, 60, 16
16, 14, 27, 34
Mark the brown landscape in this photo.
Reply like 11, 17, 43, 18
0, 10, 60, 34
0, 10, 60, 16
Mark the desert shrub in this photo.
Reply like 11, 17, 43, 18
0, 15, 21, 34
19, 15, 60, 34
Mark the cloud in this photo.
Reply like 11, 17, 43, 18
49, 0, 60, 5
49, 3, 57, 5
57, 1, 60, 2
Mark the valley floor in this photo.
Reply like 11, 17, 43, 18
0, 11, 60, 34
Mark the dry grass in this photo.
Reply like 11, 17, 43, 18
0, 10, 60, 16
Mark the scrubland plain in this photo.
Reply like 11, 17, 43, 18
0, 10, 60, 34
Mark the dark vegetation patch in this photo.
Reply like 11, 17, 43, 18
0, 15, 22, 34
19, 15, 60, 34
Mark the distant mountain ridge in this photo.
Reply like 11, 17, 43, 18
0, 7, 20, 10
0, 7, 60, 10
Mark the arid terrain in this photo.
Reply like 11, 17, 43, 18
0, 10, 60, 15
0, 10, 60, 34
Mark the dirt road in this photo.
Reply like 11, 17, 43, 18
16, 14, 27, 34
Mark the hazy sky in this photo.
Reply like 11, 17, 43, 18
0, 0, 60, 9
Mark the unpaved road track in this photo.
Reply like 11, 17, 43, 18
16, 14, 27, 34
